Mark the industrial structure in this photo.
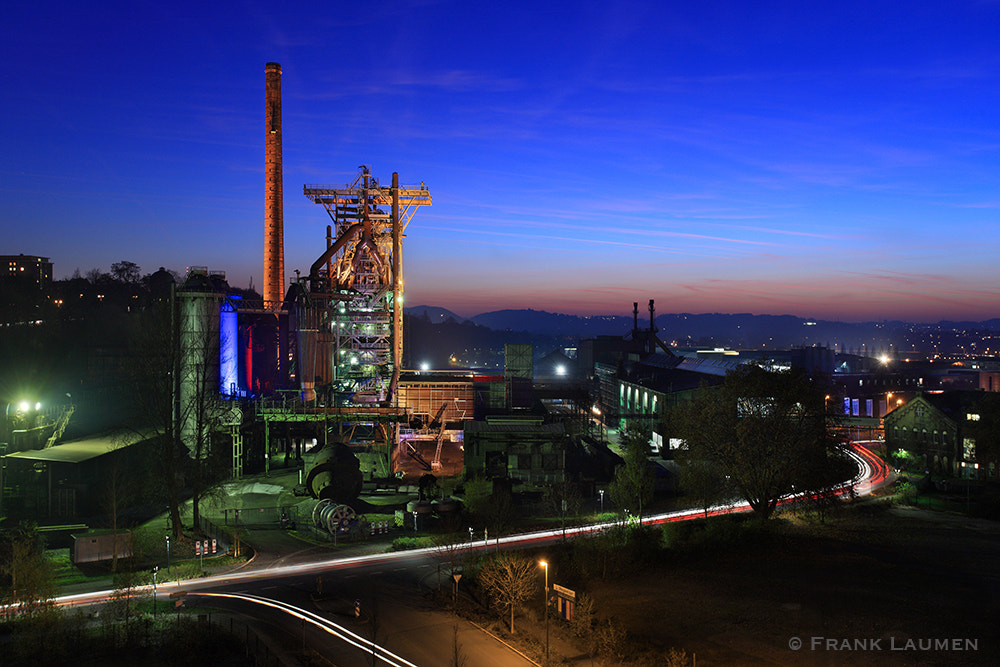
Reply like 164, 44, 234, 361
263, 62, 284, 312
163, 63, 439, 497
299, 169, 430, 403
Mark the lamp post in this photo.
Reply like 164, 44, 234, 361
165, 535, 171, 581
599, 489, 604, 515
412, 510, 418, 532
152, 565, 158, 617
539, 560, 549, 661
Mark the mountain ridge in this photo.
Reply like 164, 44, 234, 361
405, 306, 1000, 351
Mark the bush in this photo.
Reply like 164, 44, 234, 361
895, 480, 919, 505
594, 619, 629, 662
390, 537, 420, 551
662, 514, 754, 551
570, 593, 595, 638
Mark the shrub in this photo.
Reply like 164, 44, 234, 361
895, 480, 919, 505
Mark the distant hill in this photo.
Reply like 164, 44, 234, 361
405, 305, 467, 323
470, 309, 632, 336
408, 307, 1000, 354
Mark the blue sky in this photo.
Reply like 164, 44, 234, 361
4, 1, 1000, 321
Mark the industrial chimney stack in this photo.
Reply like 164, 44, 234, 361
264, 62, 284, 310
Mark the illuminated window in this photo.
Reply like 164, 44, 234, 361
963, 438, 976, 460
967, 413, 981, 421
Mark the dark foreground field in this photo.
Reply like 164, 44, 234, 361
573, 504, 1000, 666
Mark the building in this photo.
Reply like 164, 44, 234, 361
463, 416, 569, 489
884, 391, 996, 480
1, 431, 156, 520
1, 254, 52, 287
616, 353, 737, 453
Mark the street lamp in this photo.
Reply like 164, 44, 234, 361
165, 535, 171, 580
539, 560, 549, 661
412, 510, 418, 532
599, 489, 604, 514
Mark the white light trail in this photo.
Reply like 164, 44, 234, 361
193, 591, 419, 667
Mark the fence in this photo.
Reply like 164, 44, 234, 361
196, 516, 231, 554
213, 505, 303, 528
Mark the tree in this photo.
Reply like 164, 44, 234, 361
177, 296, 231, 531
678, 457, 736, 518
570, 592, 595, 639
110, 260, 141, 285
463, 476, 514, 547
100, 434, 139, 572
608, 424, 654, 522
671, 365, 850, 522
433, 530, 468, 605
462, 475, 492, 517
483, 481, 515, 547
123, 301, 185, 540
105, 568, 146, 648
476, 551, 537, 634
966, 392, 1000, 474
0, 522, 55, 617
545, 480, 582, 540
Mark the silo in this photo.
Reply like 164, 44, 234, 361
178, 288, 221, 454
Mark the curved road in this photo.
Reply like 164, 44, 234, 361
56, 441, 891, 665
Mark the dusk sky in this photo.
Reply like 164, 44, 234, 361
4, 1, 1000, 322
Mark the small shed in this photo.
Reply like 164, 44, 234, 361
71, 529, 133, 564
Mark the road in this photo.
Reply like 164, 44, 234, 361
56, 441, 890, 665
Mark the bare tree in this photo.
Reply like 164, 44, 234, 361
124, 301, 185, 539
183, 357, 228, 530
545, 480, 583, 540
433, 530, 467, 603
570, 592, 595, 639
476, 551, 537, 634
100, 435, 138, 573
485, 482, 515, 549
105, 568, 146, 648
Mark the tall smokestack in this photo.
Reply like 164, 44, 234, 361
648, 299, 657, 355
264, 62, 284, 310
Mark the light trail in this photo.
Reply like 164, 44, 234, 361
54, 442, 890, 604
192, 591, 419, 667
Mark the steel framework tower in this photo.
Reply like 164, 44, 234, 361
303, 168, 430, 404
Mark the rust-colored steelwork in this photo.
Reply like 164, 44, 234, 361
301, 168, 430, 404
264, 62, 284, 311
